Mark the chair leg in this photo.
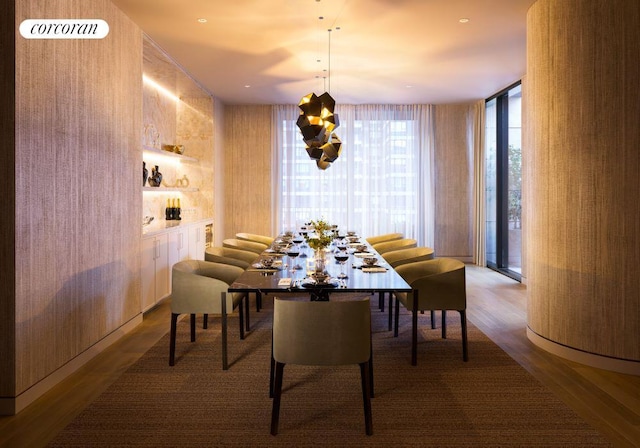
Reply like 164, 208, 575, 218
256, 291, 262, 312
379, 291, 384, 312
169, 313, 178, 366
394, 295, 400, 337
221, 292, 228, 370
360, 361, 373, 436
203, 314, 208, 329
269, 327, 275, 398
238, 297, 245, 340
190, 314, 196, 342
270, 362, 285, 436
442, 310, 447, 339
431, 310, 436, 329
387, 293, 393, 331
460, 309, 469, 362
411, 290, 419, 366
244, 292, 250, 332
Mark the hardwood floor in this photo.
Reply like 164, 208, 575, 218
0, 266, 638, 447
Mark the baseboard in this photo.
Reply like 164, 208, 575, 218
0, 313, 143, 415
527, 327, 640, 376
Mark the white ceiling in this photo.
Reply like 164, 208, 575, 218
111, 0, 535, 105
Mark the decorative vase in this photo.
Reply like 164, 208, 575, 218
314, 248, 326, 274
143, 161, 148, 186
148, 165, 162, 187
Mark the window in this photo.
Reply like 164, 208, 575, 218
485, 82, 522, 280
274, 105, 434, 243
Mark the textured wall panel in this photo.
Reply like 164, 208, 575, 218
434, 104, 474, 259
223, 106, 273, 239
525, 0, 640, 361
14, 0, 143, 393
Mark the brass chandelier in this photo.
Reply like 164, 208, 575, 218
296, 28, 342, 170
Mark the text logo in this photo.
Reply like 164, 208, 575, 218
20, 19, 109, 39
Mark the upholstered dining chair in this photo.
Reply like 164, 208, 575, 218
379, 247, 436, 330
222, 238, 268, 254
205, 246, 258, 269
270, 297, 373, 436
169, 260, 248, 370
382, 246, 435, 268
204, 246, 257, 331
371, 238, 417, 255
393, 258, 468, 365
236, 232, 275, 246
365, 232, 403, 246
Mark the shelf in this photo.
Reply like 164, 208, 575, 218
143, 187, 199, 192
143, 145, 198, 163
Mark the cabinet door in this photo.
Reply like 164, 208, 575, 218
189, 222, 208, 261
141, 236, 157, 312
154, 233, 170, 302
168, 229, 189, 268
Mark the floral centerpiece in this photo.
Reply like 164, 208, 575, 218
304, 218, 335, 274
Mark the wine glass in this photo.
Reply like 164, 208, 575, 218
288, 246, 302, 271
335, 245, 349, 279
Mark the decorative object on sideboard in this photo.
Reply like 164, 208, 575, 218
143, 161, 149, 186
162, 174, 190, 189
165, 198, 182, 221
162, 144, 185, 155
142, 216, 154, 226
148, 165, 162, 187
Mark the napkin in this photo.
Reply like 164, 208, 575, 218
354, 252, 374, 258
278, 278, 292, 287
362, 267, 387, 273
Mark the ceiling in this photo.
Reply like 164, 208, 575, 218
111, 0, 535, 105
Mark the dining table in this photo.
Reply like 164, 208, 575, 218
228, 231, 416, 395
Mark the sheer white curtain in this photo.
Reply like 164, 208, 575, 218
471, 100, 486, 266
273, 104, 435, 245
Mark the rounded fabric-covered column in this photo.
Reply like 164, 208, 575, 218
524, 0, 640, 373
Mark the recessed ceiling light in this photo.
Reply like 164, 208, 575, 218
244, 85, 251, 88
459, 18, 470, 23
197, 18, 207, 23
406, 85, 413, 88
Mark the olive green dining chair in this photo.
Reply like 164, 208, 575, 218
379, 246, 435, 330
371, 238, 417, 255
169, 260, 248, 370
222, 238, 269, 254
236, 232, 275, 246
205, 246, 259, 269
365, 232, 403, 246
270, 296, 373, 436
393, 258, 468, 365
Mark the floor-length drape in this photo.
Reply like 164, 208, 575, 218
273, 104, 434, 245
472, 100, 486, 266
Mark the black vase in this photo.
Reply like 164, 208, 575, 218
143, 161, 148, 186
148, 165, 162, 187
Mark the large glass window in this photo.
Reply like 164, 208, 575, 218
485, 83, 522, 280
275, 105, 433, 243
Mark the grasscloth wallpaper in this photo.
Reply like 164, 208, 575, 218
525, 0, 640, 362
7, 0, 142, 399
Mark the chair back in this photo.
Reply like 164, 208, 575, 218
171, 260, 244, 314
372, 238, 417, 254
273, 297, 371, 366
222, 238, 268, 254
205, 246, 257, 268
365, 233, 403, 246
395, 258, 466, 311
382, 246, 435, 267
236, 232, 274, 246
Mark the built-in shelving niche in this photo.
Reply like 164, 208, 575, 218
141, 35, 214, 225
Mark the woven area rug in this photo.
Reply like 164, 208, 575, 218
49, 296, 611, 447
